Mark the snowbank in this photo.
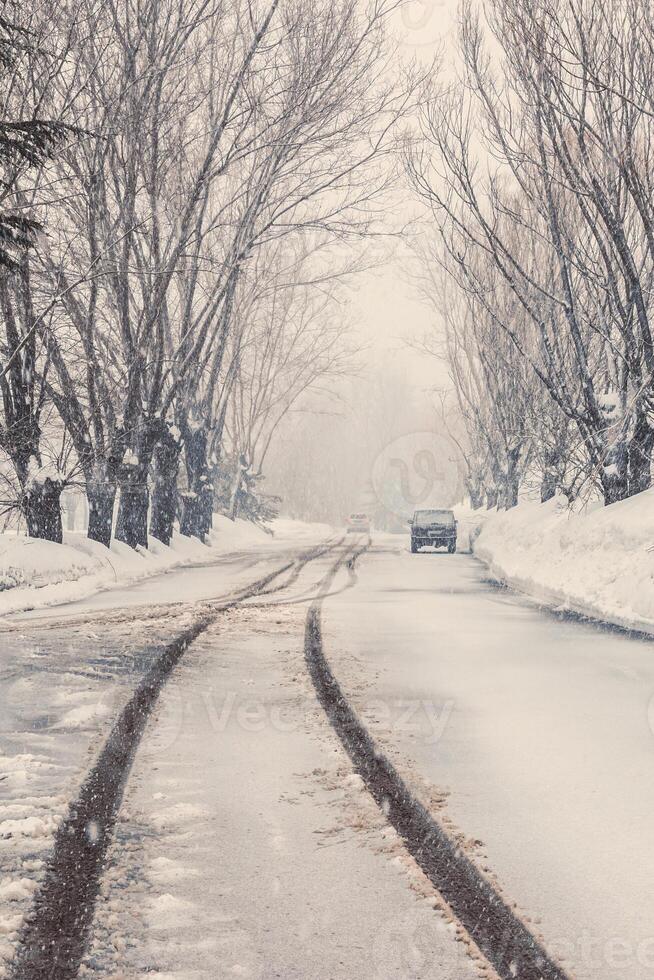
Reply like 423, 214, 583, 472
473, 491, 654, 632
453, 503, 494, 552
0, 537, 99, 593
0, 516, 329, 618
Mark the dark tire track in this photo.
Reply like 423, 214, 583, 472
305, 544, 571, 980
9, 537, 342, 980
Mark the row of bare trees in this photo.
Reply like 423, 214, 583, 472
410, 0, 654, 509
0, 0, 411, 545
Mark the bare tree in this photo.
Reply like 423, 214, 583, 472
29, 0, 415, 551
408, 0, 654, 507
35, 0, 283, 547
155, 0, 418, 542
221, 238, 354, 522
0, 0, 80, 540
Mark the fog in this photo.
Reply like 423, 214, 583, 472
264, 284, 460, 526
263, 1, 464, 527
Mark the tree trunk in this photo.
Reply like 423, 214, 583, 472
115, 467, 149, 549
180, 492, 199, 538
502, 476, 519, 509
229, 456, 248, 521
180, 424, 211, 541
198, 480, 213, 539
229, 477, 241, 520
150, 435, 181, 546
485, 486, 498, 509
500, 447, 521, 510
115, 418, 167, 549
540, 450, 560, 503
601, 439, 629, 505
87, 483, 117, 548
540, 472, 556, 504
465, 474, 484, 509
180, 479, 213, 540
627, 410, 654, 497
24, 479, 63, 543
602, 472, 629, 505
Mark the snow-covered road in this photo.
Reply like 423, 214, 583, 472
2, 534, 481, 980
7, 528, 654, 979
324, 536, 654, 980
79, 544, 477, 979
0, 528, 339, 976
9, 520, 332, 623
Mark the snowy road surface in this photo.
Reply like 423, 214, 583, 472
10, 520, 332, 622
324, 537, 654, 980
1, 534, 478, 980
4, 530, 654, 979
80, 549, 477, 979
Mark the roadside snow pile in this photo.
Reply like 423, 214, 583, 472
453, 503, 494, 552
474, 490, 654, 630
0, 538, 100, 592
0, 515, 285, 617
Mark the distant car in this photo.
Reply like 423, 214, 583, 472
409, 509, 457, 554
346, 512, 371, 534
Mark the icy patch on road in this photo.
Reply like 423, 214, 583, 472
53, 701, 113, 730
148, 803, 209, 834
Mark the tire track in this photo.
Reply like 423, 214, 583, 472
304, 543, 571, 980
9, 536, 343, 980
0, 536, 342, 633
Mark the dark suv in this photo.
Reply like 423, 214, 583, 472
410, 509, 457, 554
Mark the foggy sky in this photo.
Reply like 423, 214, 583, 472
266, 1, 461, 522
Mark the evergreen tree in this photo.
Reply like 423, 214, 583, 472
0, 6, 66, 268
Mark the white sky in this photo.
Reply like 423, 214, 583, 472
267, 1, 463, 517
352, 0, 459, 391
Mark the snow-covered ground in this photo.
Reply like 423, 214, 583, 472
0, 608, 188, 973
469, 490, 654, 632
0, 517, 332, 619
7, 495, 654, 979
80, 562, 479, 979
1, 535, 485, 980
0, 520, 334, 974
323, 537, 654, 980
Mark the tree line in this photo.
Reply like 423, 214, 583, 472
410, 0, 654, 510
0, 0, 411, 546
